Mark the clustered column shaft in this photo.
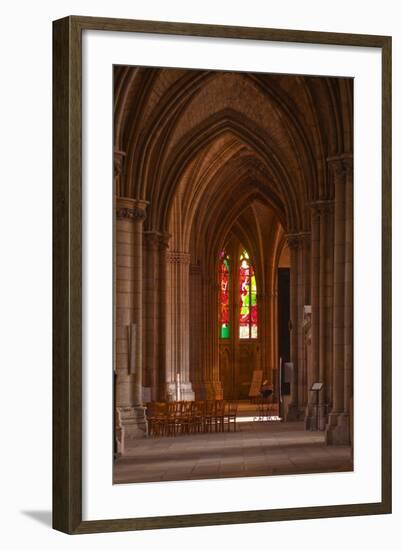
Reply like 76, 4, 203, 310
115, 196, 149, 451
343, 166, 353, 416
317, 201, 334, 428
131, 202, 147, 406
200, 277, 223, 400
306, 207, 320, 429
305, 200, 334, 430
326, 155, 353, 445
165, 251, 195, 401
293, 155, 351, 444
286, 233, 310, 419
189, 263, 204, 397
288, 237, 299, 416
143, 231, 163, 402
297, 233, 311, 413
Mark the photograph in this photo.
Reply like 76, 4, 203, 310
112, 66, 354, 484
0, 0, 394, 542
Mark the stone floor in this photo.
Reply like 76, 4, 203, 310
114, 420, 353, 484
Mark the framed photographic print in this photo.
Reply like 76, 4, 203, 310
53, 16, 391, 534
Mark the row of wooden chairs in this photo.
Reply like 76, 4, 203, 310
252, 396, 277, 420
146, 400, 239, 437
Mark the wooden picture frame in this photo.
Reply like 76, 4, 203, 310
53, 15, 392, 534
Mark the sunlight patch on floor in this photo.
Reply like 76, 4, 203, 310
236, 416, 282, 423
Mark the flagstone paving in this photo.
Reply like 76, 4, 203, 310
114, 420, 353, 484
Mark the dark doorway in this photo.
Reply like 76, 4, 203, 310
278, 267, 291, 363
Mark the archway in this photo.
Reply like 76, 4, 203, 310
113, 66, 354, 459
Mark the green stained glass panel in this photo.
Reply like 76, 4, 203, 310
221, 324, 230, 338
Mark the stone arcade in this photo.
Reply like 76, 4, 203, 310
113, 67, 353, 455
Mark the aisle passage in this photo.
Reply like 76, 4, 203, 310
114, 421, 352, 484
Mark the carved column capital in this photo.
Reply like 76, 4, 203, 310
309, 202, 321, 220
297, 231, 311, 246
114, 149, 126, 178
327, 154, 353, 181
286, 231, 310, 250
144, 231, 160, 250
309, 200, 334, 219
285, 233, 300, 250
145, 231, 172, 250
116, 198, 149, 222
166, 251, 191, 264
158, 232, 171, 250
116, 207, 146, 222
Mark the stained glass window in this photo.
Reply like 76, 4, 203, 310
239, 250, 258, 339
219, 250, 230, 338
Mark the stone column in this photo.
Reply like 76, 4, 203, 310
115, 197, 148, 452
343, 157, 354, 420
326, 155, 352, 445
189, 262, 204, 398
284, 232, 310, 419
305, 206, 320, 430
302, 201, 334, 431
201, 278, 223, 400
113, 149, 126, 197
130, 201, 148, 409
317, 201, 334, 429
143, 231, 160, 402
303, 307, 313, 403
115, 197, 134, 454
337, 156, 353, 444
270, 287, 279, 391
157, 232, 170, 401
286, 234, 299, 420
258, 289, 267, 373
165, 251, 195, 401
296, 232, 311, 417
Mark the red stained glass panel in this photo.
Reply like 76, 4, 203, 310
219, 252, 230, 338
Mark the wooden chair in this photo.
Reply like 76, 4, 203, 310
214, 400, 225, 432
191, 400, 204, 433
224, 401, 239, 432
147, 402, 167, 437
254, 397, 271, 420
204, 400, 215, 433
165, 401, 179, 436
179, 401, 192, 435
148, 399, 239, 437
146, 402, 156, 436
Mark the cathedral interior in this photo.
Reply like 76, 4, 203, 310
113, 66, 353, 482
